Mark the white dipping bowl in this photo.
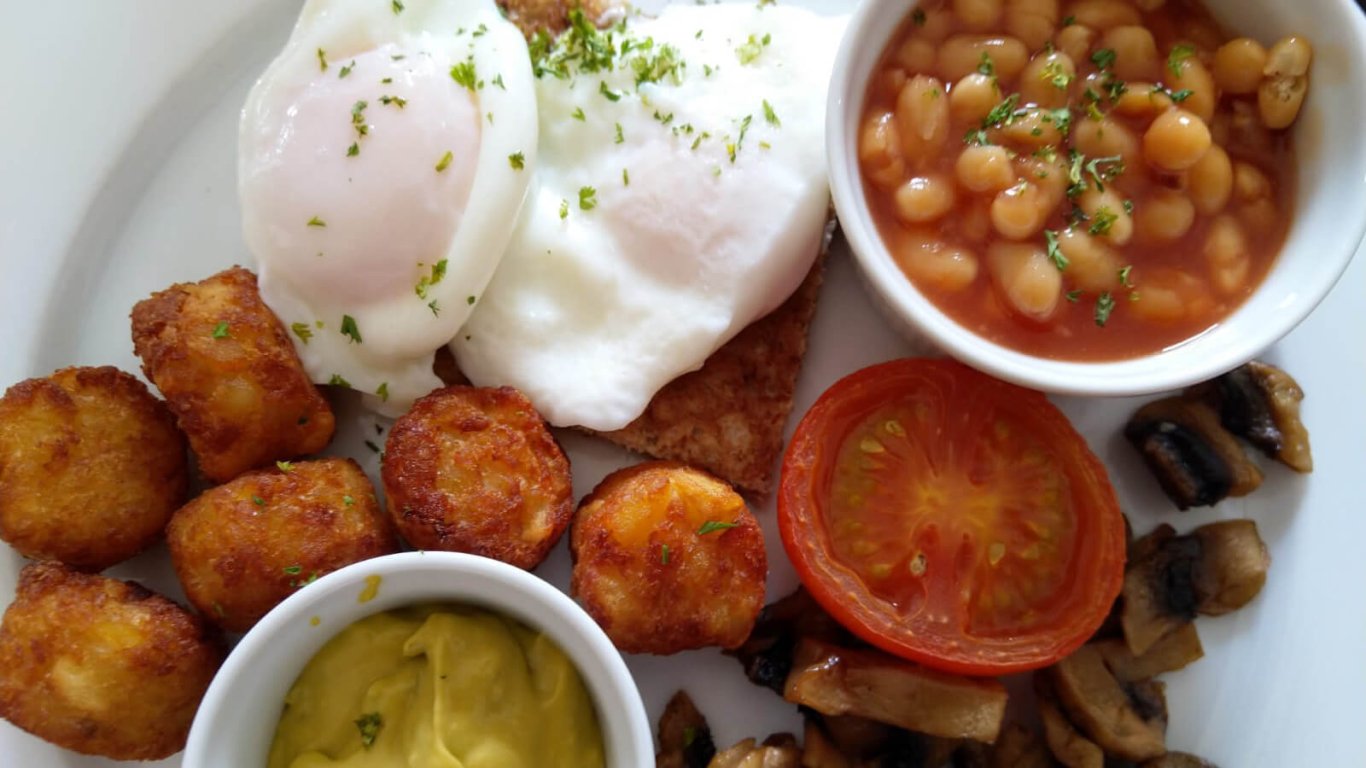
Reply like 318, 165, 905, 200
828, 0, 1366, 396
183, 552, 652, 768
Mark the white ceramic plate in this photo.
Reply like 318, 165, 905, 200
1, 1, 1363, 766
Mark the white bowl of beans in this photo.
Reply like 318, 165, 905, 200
829, 0, 1366, 396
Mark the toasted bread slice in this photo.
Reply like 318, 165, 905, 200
498, 0, 620, 37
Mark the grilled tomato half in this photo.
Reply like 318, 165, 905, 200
778, 358, 1125, 675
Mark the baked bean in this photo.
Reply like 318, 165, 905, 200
1005, 0, 1060, 50
1055, 24, 1095, 63
1204, 215, 1250, 295
859, 111, 906, 190
1143, 108, 1211, 171
1065, 0, 1140, 31
1019, 51, 1076, 108
880, 68, 909, 102
896, 38, 938, 74
988, 242, 1062, 320
1134, 0, 1165, 9
1238, 198, 1280, 240
1232, 161, 1272, 202
938, 35, 1030, 82
1135, 189, 1196, 242
1057, 229, 1123, 291
957, 145, 1019, 192
1078, 188, 1134, 245
1259, 36, 1312, 129
1213, 38, 1267, 94
1224, 99, 1274, 155
955, 0, 1005, 31
959, 199, 995, 243
899, 235, 982, 292
1074, 117, 1141, 169
991, 109, 1066, 148
1015, 156, 1067, 209
918, 7, 958, 42
1129, 271, 1194, 323
1100, 26, 1161, 81
896, 75, 951, 166
1187, 143, 1233, 215
991, 182, 1048, 238
1182, 20, 1224, 53
950, 73, 1002, 124
895, 175, 957, 223
1169, 56, 1216, 122
1113, 83, 1174, 120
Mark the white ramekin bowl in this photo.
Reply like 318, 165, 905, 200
182, 552, 652, 768
828, 0, 1366, 397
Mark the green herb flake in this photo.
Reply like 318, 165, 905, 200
1118, 265, 1134, 287
350, 100, 369, 137
339, 61, 354, 79
1094, 292, 1116, 326
1066, 150, 1087, 198
572, 106, 586, 121
598, 81, 622, 102
1062, 14, 1076, 26
307, 216, 326, 228
364, 439, 380, 453
435, 150, 454, 172
1066, 289, 1083, 302
697, 520, 739, 535
283, 565, 303, 576
493, 74, 506, 90
660, 544, 671, 564
391, 0, 404, 13
472, 22, 488, 37
376, 382, 389, 402
622, 167, 630, 186
356, 713, 383, 748
347, 142, 360, 157
276, 460, 295, 472
977, 52, 995, 77
559, 199, 570, 220
291, 322, 314, 344
414, 259, 449, 300
253, 495, 266, 507
343, 495, 355, 507
340, 314, 362, 343
1085, 154, 1125, 192
1041, 59, 1072, 90
762, 99, 780, 127
1090, 48, 1116, 71
316, 48, 328, 72
1044, 229, 1068, 271
1169, 88, 1193, 102
427, 300, 440, 317
329, 373, 351, 388
614, 122, 624, 144
578, 186, 597, 211
1167, 44, 1196, 79
450, 58, 478, 91
211, 322, 230, 339
736, 33, 769, 65
378, 94, 407, 108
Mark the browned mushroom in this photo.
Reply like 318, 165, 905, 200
657, 690, 717, 768
988, 723, 1055, 768
1121, 520, 1269, 654
1035, 672, 1104, 768
783, 637, 1008, 743
1142, 752, 1219, 767
707, 734, 801, 768
730, 587, 854, 695
1192, 361, 1312, 473
800, 718, 855, 768
1124, 398, 1263, 510
1093, 623, 1204, 683
1047, 645, 1168, 762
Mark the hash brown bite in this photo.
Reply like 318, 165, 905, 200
130, 266, 335, 482
0, 562, 224, 761
382, 385, 573, 570
570, 461, 767, 654
166, 457, 397, 632
0, 365, 187, 571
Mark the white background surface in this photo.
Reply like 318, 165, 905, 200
1, 1, 1363, 766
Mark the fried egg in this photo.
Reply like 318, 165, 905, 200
453, 3, 847, 431
239, 0, 536, 414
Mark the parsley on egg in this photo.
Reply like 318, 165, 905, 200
578, 186, 597, 210
436, 151, 454, 172
340, 314, 362, 343
508, 152, 525, 169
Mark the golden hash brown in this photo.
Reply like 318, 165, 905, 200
497, 0, 621, 37
589, 258, 826, 496
130, 266, 335, 482
0, 562, 224, 761
166, 457, 397, 632
571, 461, 767, 654
382, 386, 574, 570
0, 366, 187, 571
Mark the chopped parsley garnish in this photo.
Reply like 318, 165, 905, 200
364, 439, 380, 453
343, 495, 355, 507
1094, 292, 1116, 326
1088, 206, 1118, 236
653, 109, 674, 125
1169, 88, 1193, 102
376, 382, 389, 402
1066, 150, 1087, 198
508, 151, 525, 170
1118, 265, 1134, 287
762, 99, 780, 127
347, 142, 359, 157
578, 186, 597, 211
212, 322, 230, 339
340, 314, 362, 343
977, 52, 995, 77
466, 295, 476, 305
559, 199, 569, 219
276, 460, 295, 472
1090, 48, 1117, 71
391, 0, 404, 14
528, 9, 618, 79
630, 42, 685, 86
982, 94, 1021, 128
1085, 155, 1125, 191
736, 33, 770, 65
378, 94, 407, 108
339, 61, 354, 79
472, 23, 488, 37
697, 520, 739, 535
283, 565, 303, 575
660, 544, 671, 564
307, 216, 326, 228
317, 48, 328, 72
435, 151, 454, 172
1066, 289, 1082, 302
1167, 44, 1196, 79
912, 8, 927, 25
1044, 229, 1068, 271
571, 106, 586, 121
450, 58, 478, 91
427, 300, 440, 316
614, 122, 624, 143
253, 495, 266, 506
1046, 106, 1072, 135
291, 322, 313, 344
622, 167, 630, 186
492, 74, 505, 90
414, 259, 448, 300
598, 80, 622, 101
351, 100, 369, 137
356, 713, 383, 748
1041, 59, 1072, 89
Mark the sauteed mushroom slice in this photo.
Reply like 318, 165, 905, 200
1124, 398, 1262, 510
1193, 361, 1312, 473
800, 718, 855, 768
1094, 623, 1204, 682
731, 588, 852, 695
783, 638, 1008, 743
657, 690, 718, 768
708, 735, 801, 768
1142, 752, 1219, 767
1035, 673, 1104, 768
987, 723, 1054, 768
1047, 645, 1168, 762
1121, 520, 1269, 653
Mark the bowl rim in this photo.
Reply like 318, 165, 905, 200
182, 551, 653, 768
826, 0, 1366, 397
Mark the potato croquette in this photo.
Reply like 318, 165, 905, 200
130, 266, 335, 482
571, 461, 767, 654
0, 562, 224, 760
382, 386, 573, 570
0, 366, 187, 571
167, 457, 397, 632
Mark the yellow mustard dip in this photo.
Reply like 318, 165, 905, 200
267, 605, 606, 768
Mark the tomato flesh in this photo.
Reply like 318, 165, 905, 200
779, 358, 1125, 676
